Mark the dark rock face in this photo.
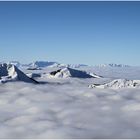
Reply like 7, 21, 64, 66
50, 69, 61, 76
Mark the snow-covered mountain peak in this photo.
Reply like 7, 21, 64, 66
0, 63, 38, 84
48, 67, 101, 78
89, 79, 140, 89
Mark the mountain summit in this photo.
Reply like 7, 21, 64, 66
49, 67, 101, 78
0, 63, 38, 83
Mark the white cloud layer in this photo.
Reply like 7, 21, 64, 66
0, 78, 140, 138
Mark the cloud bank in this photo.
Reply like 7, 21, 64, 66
0, 79, 140, 138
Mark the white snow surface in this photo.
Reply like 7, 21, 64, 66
89, 79, 140, 89
0, 63, 37, 84
1, 64, 140, 138
47, 67, 97, 78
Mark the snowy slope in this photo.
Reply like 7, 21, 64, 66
89, 79, 140, 89
0, 63, 38, 84
48, 67, 100, 78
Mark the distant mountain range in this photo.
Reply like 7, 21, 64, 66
6, 61, 90, 69
1, 61, 131, 68
96, 63, 130, 68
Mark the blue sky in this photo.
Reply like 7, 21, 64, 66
0, 1, 140, 65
